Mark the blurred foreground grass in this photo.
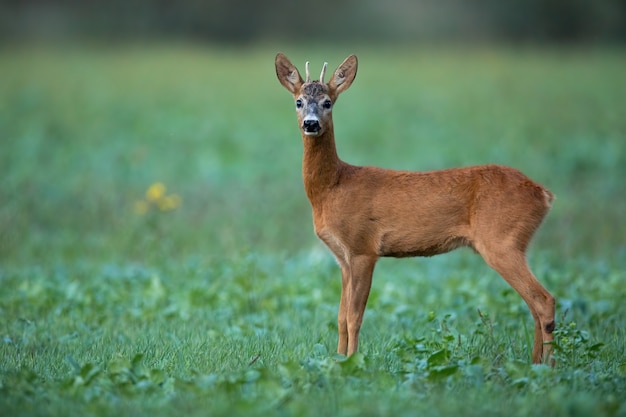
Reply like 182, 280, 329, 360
1, 43, 625, 264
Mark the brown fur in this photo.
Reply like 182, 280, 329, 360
275, 53, 556, 365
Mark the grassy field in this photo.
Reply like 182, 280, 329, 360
1, 43, 625, 416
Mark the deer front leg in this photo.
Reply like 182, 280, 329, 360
345, 255, 377, 356
337, 264, 350, 356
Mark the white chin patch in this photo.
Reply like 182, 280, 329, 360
303, 130, 321, 137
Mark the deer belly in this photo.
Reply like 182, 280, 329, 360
377, 226, 471, 258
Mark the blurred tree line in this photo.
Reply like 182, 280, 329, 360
1, 0, 624, 43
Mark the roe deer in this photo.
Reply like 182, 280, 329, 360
275, 53, 556, 364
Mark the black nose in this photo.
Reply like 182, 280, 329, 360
302, 120, 321, 133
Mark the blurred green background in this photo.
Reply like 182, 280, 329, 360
2, 0, 625, 43
1, 4, 626, 416
1, 1, 625, 266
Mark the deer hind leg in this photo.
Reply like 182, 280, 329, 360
477, 243, 555, 365
339, 255, 377, 356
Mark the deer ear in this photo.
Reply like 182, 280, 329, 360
328, 55, 358, 95
275, 53, 303, 94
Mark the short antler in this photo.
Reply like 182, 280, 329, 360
304, 61, 328, 83
320, 62, 328, 84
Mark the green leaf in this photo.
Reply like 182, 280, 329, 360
511, 377, 529, 388
428, 364, 459, 381
149, 369, 166, 385
131, 353, 145, 374
588, 342, 604, 352
82, 364, 102, 386
109, 356, 131, 375
338, 352, 365, 374
427, 349, 449, 367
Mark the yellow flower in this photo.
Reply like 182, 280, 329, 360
146, 182, 166, 202
158, 194, 182, 211
135, 182, 182, 215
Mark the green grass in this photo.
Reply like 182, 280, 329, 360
1, 43, 625, 416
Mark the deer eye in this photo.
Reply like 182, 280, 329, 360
295, 99, 303, 108
323, 100, 332, 109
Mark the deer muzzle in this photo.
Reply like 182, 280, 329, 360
302, 119, 322, 135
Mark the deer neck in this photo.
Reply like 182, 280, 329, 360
301, 128, 343, 204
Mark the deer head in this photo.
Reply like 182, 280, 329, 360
275, 53, 358, 137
